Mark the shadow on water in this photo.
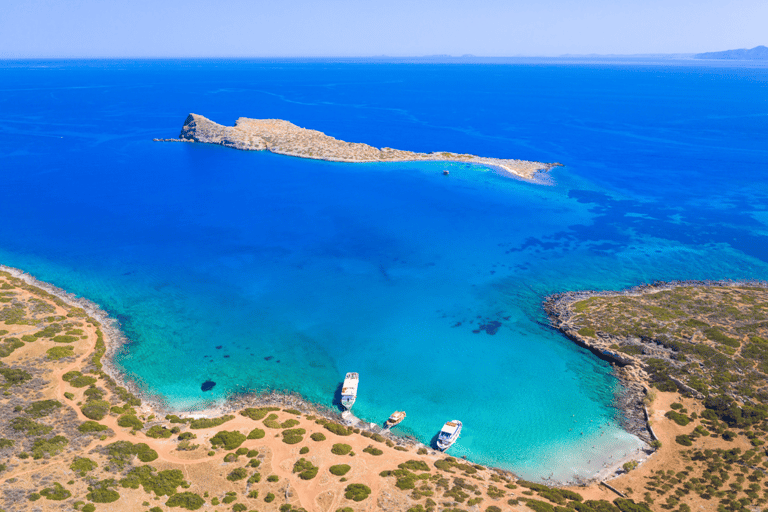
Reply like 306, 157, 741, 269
429, 432, 441, 451
332, 382, 344, 411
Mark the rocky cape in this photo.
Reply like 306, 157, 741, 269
155, 113, 561, 181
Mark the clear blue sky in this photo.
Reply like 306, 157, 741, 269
1, 0, 766, 58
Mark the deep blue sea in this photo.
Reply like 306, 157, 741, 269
1, 59, 766, 481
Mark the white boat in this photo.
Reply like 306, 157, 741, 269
341, 372, 359, 410
436, 420, 462, 451
385, 411, 406, 428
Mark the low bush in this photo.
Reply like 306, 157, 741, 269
210, 430, 246, 451
344, 483, 371, 501
146, 425, 173, 439
11, 417, 53, 436
247, 427, 265, 439
189, 415, 234, 430
267, 474, 279, 482
240, 407, 279, 420
31, 435, 68, 459
227, 468, 248, 481
70, 457, 97, 474
25, 399, 62, 418
399, 460, 430, 471
332, 443, 352, 455
282, 428, 306, 444
40, 482, 71, 501
293, 458, 319, 479
178, 432, 197, 440
664, 411, 691, 426
310, 432, 326, 441
324, 422, 352, 436
165, 492, 205, 510
81, 400, 110, 420
0, 367, 32, 386
363, 445, 383, 456
329, 464, 351, 476
46, 346, 74, 360
117, 415, 144, 430
264, 493, 275, 503
120, 466, 185, 496
78, 420, 108, 433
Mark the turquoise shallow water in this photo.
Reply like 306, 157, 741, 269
0, 59, 767, 481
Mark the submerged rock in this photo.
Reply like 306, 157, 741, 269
201, 380, 216, 392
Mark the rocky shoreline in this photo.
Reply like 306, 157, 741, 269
544, 279, 768, 445
154, 113, 562, 182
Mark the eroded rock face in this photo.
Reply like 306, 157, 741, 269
179, 113, 268, 150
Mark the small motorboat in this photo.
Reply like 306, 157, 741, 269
385, 411, 406, 428
436, 420, 462, 451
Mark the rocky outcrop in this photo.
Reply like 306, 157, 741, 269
160, 113, 559, 181
178, 113, 267, 150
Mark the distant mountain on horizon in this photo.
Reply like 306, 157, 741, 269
695, 45, 768, 60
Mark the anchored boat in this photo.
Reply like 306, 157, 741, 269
436, 420, 462, 451
385, 411, 406, 428
341, 372, 359, 410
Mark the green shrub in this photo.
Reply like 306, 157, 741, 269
363, 445, 383, 456
10, 417, 53, 436
399, 460, 430, 471
329, 464, 351, 476
146, 425, 173, 439
120, 466, 185, 496
53, 335, 79, 343
344, 483, 372, 501
332, 443, 353, 455
227, 468, 248, 481
40, 482, 71, 501
81, 400, 110, 420
233, 504, 247, 512
0, 438, 14, 449
310, 432, 326, 441
613, 498, 652, 512
117, 415, 144, 430
282, 428, 306, 444
70, 457, 97, 474
0, 367, 32, 386
264, 493, 275, 503
664, 411, 691, 426
240, 407, 278, 420
325, 422, 352, 436
293, 458, 319, 479
25, 399, 62, 417
166, 492, 205, 510
189, 415, 234, 429
210, 430, 246, 450
267, 474, 279, 482
78, 420, 108, 433
300, 446, 309, 454
31, 435, 68, 459
82, 504, 96, 512
46, 345, 74, 360
87, 487, 120, 503
248, 472, 261, 484
178, 432, 197, 440
247, 427, 265, 439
